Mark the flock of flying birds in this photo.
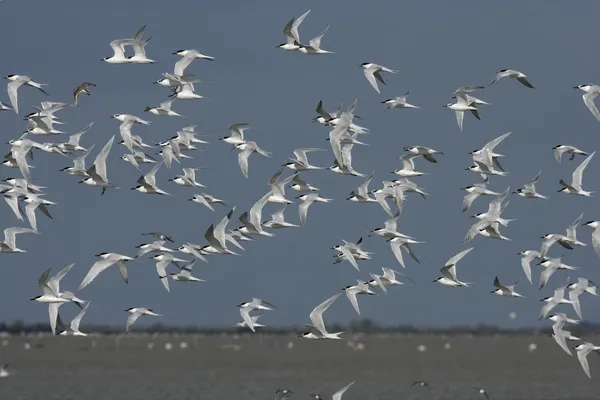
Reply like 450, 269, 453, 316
2, 10, 600, 386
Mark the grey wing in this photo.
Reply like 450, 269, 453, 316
484, 132, 512, 152
156, 260, 170, 292
4, 196, 23, 221
309, 26, 328, 49
521, 256, 533, 284
462, 192, 479, 212
240, 308, 255, 332
78, 258, 116, 290
539, 267, 555, 290
524, 171, 542, 190
74, 145, 94, 170
540, 237, 558, 259
214, 208, 234, 248
572, 152, 595, 189
299, 199, 312, 226
238, 149, 252, 178
583, 92, 600, 122
592, 229, 600, 258
47, 263, 74, 295
552, 325, 572, 355
48, 303, 60, 335
25, 201, 40, 231
119, 120, 135, 152
363, 68, 380, 93
291, 10, 310, 42
554, 148, 566, 164
340, 246, 359, 271
440, 265, 456, 280
332, 382, 355, 400
13, 146, 32, 182
117, 261, 128, 283
577, 348, 592, 378
4, 227, 36, 248
567, 214, 583, 240
345, 289, 361, 315
569, 290, 583, 319
126, 311, 143, 334
94, 135, 115, 182
7, 80, 25, 114
174, 54, 194, 76
71, 303, 90, 332
357, 173, 373, 196
517, 76, 534, 88
446, 248, 474, 267
403, 243, 420, 264
144, 162, 163, 187
455, 111, 464, 131
389, 240, 405, 268
309, 293, 341, 332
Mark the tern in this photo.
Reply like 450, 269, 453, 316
234, 313, 266, 330
461, 183, 500, 212
540, 213, 586, 259
4, 75, 48, 114
514, 171, 547, 199
102, 25, 148, 64
57, 303, 90, 336
575, 342, 600, 379
297, 193, 332, 226
310, 382, 354, 400
551, 312, 577, 355
518, 250, 540, 284
360, 63, 398, 94
299, 26, 334, 54
268, 168, 296, 204
343, 281, 376, 315
558, 152, 595, 196
434, 248, 474, 287
171, 259, 205, 283
78, 253, 134, 290
347, 173, 377, 203
201, 208, 238, 255
152, 253, 187, 291
568, 277, 597, 319
144, 99, 181, 117
173, 49, 214, 76
368, 267, 414, 294
491, 276, 525, 298
382, 91, 420, 109
538, 258, 579, 290
132, 162, 171, 195
393, 154, 426, 177
170, 167, 205, 187
574, 84, 600, 122
290, 174, 320, 192
0, 227, 37, 253
489, 69, 534, 88
238, 298, 275, 332
403, 146, 443, 163
263, 206, 299, 229
79, 135, 118, 195
235, 141, 272, 179
142, 232, 175, 243
301, 293, 343, 339
443, 86, 483, 131
220, 123, 249, 145
277, 10, 310, 51
125, 308, 162, 334
283, 148, 325, 171
553, 144, 588, 164
189, 193, 227, 211
121, 150, 158, 171
387, 236, 422, 268
135, 239, 173, 258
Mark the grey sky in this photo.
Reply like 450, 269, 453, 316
1, 1, 600, 329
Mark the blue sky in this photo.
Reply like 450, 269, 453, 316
1, 0, 600, 329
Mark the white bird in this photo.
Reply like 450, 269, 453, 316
201, 208, 238, 255
238, 192, 274, 237
539, 213, 586, 259
311, 382, 355, 400
489, 69, 534, 88
189, 193, 226, 211
3, 75, 48, 114
0, 227, 37, 253
277, 10, 310, 51
558, 152, 595, 197
237, 298, 275, 333
151, 253, 187, 292
491, 276, 525, 298
144, 99, 181, 117
470, 132, 511, 174
102, 25, 148, 64
343, 280, 376, 315
387, 236, 422, 268
301, 293, 343, 339
290, 174, 320, 192
514, 171, 547, 199
347, 173, 377, 203
132, 162, 170, 195
403, 146, 443, 163
331, 238, 371, 271
283, 148, 325, 171
0, 364, 9, 378
121, 151, 158, 171
78, 253, 134, 290
171, 260, 205, 283
79, 135, 118, 195
553, 144, 589, 164
234, 313, 266, 330
393, 154, 426, 177
568, 277, 597, 319
298, 26, 334, 55
538, 258, 579, 290
574, 84, 600, 122
359, 63, 398, 93
169, 81, 204, 100
263, 206, 299, 229
434, 248, 474, 287
112, 113, 151, 153
582, 220, 600, 260
125, 308, 162, 334
57, 303, 90, 336
461, 183, 500, 212
220, 123, 249, 145
135, 239, 173, 258
268, 169, 296, 204
170, 167, 205, 187
550, 312, 577, 355
443, 86, 482, 131
236, 141, 272, 179
518, 250, 540, 284
382, 91, 420, 109
575, 342, 600, 379
9, 136, 46, 183
369, 267, 414, 295
297, 193, 332, 226
172, 49, 214, 76
540, 282, 573, 320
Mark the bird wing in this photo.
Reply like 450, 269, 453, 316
94, 135, 115, 182
332, 382, 355, 400
345, 288, 361, 315
309, 293, 340, 333
583, 92, 600, 122
7, 79, 25, 114
364, 68, 380, 93
572, 152, 595, 190
126, 310, 143, 334
78, 257, 119, 290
